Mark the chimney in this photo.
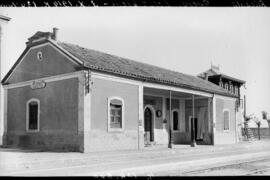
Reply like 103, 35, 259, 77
52, 27, 59, 41
204, 72, 209, 80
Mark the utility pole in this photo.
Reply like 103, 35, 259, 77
244, 95, 246, 118
168, 90, 173, 148
191, 94, 196, 147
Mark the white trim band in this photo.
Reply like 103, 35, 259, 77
3, 71, 85, 89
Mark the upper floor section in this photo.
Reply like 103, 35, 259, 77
198, 64, 245, 97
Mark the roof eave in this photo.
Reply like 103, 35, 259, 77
87, 68, 237, 99
209, 74, 245, 84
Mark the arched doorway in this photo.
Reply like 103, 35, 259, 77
144, 106, 154, 144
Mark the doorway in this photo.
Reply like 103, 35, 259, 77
193, 118, 198, 140
144, 107, 154, 144
191, 117, 203, 141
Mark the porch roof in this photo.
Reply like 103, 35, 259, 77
57, 42, 237, 98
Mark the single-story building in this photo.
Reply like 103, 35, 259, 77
1, 28, 241, 152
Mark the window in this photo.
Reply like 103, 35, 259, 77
235, 86, 239, 95
37, 51, 43, 61
26, 99, 40, 132
230, 84, 234, 93
240, 99, 244, 109
108, 97, 124, 131
224, 83, 228, 90
223, 110, 230, 131
172, 110, 179, 131
220, 82, 223, 88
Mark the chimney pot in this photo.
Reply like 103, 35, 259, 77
52, 27, 59, 41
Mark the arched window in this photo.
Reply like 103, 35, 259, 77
108, 97, 124, 131
26, 98, 40, 132
37, 51, 43, 61
223, 109, 230, 131
172, 110, 180, 131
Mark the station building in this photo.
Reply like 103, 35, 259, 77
1, 29, 242, 152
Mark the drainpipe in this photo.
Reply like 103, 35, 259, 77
212, 94, 216, 145
191, 94, 197, 147
168, 90, 173, 148
244, 95, 246, 118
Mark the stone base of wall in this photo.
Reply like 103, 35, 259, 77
196, 133, 213, 145
84, 130, 139, 153
172, 132, 213, 145
215, 132, 236, 144
3, 132, 83, 152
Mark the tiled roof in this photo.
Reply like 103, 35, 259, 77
57, 42, 237, 97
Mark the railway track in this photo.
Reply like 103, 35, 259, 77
247, 167, 270, 175
181, 157, 270, 176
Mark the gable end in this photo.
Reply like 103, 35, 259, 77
2, 40, 84, 85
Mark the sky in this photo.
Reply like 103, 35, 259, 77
0, 7, 270, 119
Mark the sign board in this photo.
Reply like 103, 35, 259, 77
31, 80, 46, 89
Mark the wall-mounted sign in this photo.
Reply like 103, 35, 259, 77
31, 80, 46, 89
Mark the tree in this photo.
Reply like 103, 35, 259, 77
262, 111, 270, 136
252, 116, 261, 140
262, 111, 269, 120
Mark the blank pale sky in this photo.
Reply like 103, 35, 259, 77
1, 7, 270, 116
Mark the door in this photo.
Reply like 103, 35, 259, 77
192, 118, 203, 141
144, 107, 154, 144
194, 118, 198, 140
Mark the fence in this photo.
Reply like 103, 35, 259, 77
242, 127, 270, 139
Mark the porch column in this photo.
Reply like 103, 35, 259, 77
168, 90, 173, 148
191, 94, 196, 147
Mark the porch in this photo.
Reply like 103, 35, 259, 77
141, 87, 214, 147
